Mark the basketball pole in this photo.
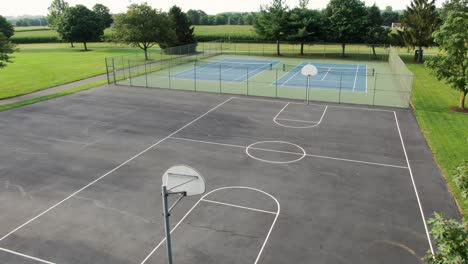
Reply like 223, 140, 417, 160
162, 185, 173, 264
307, 75, 310, 105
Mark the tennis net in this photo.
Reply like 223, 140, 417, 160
195, 60, 273, 70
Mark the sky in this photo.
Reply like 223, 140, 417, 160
2, 0, 445, 17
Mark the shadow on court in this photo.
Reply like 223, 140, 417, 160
0, 85, 459, 264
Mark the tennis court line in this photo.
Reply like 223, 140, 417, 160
393, 111, 434, 255
320, 67, 331, 81
352, 65, 359, 92
140, 186, 280, 264
231, 96, 394, 112
0, 247, 55, 264
0, 97, 234, 242
234, 61, 280, 82
280, 65, 303, 86
168, 137, 408, 169
201, 199, 277, 215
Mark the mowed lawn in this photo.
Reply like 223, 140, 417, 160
406, 58, 468, 221
0, 43, 160, 99
194, 25, 256, 37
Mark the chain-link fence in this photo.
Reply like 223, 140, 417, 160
105, 41, 414, 108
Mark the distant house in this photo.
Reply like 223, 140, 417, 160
391, 23, 403, 30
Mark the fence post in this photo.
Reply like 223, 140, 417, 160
122, 56, 126, 79
246, 68, 249, 95
275, 69, 278, 98
338, 73, 342, 104
105, 58, 110, 84
407, 74, 415, 108
128, 60, 132, 87
372, 73, 378, 106
112, 58, 116, 84
145, 61, 148, 88
219, 65, 222, 94
168, 60, 172, 89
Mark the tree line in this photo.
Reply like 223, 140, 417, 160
254, 0, 393, 58
186, 10, 257, 25
185, 7, 402, 27
14, 17, 48, 27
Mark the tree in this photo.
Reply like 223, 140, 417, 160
0, 16, 16, 68
160, 6, 196, 52
0, 33, 16, 68
47, 0, 72, 46
382, 6, 401, 27
187, 10, 201, 25
0, 15, 14, 39
324, 0, 368, 57
254, 0, 291, 55
112, 3, 175, 60
215, 14, 228, 25
425, 11, 468, 109
364, 4, 390, 59
47, 0, 69, 28
439, 0, 468, 21
57, 5, 104, 51
400, 0, 440, 63
93, 4, 113, 31
289, 2, 323, 55
424, 213, 467, 264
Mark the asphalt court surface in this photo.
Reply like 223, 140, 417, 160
0, 85, 460, 264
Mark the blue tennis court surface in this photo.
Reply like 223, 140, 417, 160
173, 59, 280, 82
276, 62, 370, 92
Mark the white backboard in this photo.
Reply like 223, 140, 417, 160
301, 64, 318, 77
162, 165, 205, 196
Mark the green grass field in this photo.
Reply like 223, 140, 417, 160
14, 26, 51, 32
194, 25, 256, 38
0, 43, 161, 99
405, 57, 468, 221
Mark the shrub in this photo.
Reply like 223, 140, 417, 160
425, 213, 468, 264
454, 161, 468, 199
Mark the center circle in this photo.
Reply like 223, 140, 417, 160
245, 141, 306, 164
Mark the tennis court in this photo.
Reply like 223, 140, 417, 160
0, 85, 459, 264
173, 58, 280, 82
276, 62, 370, 92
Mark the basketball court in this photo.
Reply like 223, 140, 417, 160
0, 85, 459, 264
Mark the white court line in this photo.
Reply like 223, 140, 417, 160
168, 137, 408, 169
0, 247, 55, 264
352, 66, 359, 92
231, 96, 394, 112
320, 67, 331, 81
0, 97, 234, 242
279, 64, 304, 86
393, 111, 434, 255
273, 103, 328, 129
244, 61, 281, 81
273, 103, 289, 121
201, 199, 277, 215
275, 118, 318, 124
140, 186, 280, 264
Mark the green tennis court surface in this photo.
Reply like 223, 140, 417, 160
114, 54, 413, 108
0, 85, 458, 263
